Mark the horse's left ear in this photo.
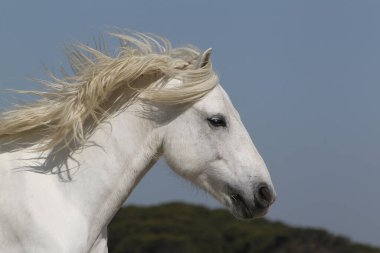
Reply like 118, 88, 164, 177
197, 48, 212, 68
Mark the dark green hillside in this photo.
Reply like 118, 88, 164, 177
108, 202, 379, 253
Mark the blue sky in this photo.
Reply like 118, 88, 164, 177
1, 0, 379, 247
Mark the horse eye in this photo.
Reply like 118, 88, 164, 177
207, 114, 227, 127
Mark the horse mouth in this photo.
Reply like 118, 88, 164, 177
228, 192, 268, 220
230, 193, 254, 219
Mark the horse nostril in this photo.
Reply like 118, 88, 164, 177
259, 186, 272, 202
254, 184, 275, 208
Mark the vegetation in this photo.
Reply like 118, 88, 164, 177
108, 202, 379, 253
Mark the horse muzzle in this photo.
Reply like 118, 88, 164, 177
227, 183, 276, 220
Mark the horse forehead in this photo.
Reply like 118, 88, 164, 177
194, 84, 242, 123
196, 84, 232, 111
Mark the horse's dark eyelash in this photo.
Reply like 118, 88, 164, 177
207, 114, 227, 127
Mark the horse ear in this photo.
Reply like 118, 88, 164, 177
197, 48, 212, 68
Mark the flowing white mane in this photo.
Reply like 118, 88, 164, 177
0, 32, 216, 151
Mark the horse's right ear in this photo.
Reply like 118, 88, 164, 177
196, 48, 212, 69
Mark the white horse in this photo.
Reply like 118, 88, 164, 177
0, 33, 276, 253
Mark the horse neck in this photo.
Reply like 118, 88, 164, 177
61, 104, 163, 241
